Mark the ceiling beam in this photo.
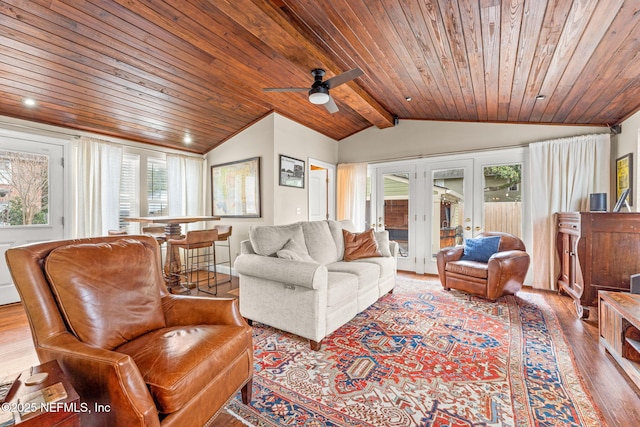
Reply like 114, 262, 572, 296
215, 0, 396, 129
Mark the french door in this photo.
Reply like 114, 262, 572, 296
374, 164, 416, 272
372, 148, 528, 276
424, 159, 473, 274
0, 134, 65, 305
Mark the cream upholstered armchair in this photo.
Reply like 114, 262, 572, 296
5, 235, 253, 427
436, 231, 530, 300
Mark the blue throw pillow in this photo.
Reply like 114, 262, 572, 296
460, 236, 501, 263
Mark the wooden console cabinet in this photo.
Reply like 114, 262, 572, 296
556, 212, 640, 318
599, 291, 640, 390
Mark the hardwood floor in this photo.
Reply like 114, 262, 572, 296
1, 272, 639, 426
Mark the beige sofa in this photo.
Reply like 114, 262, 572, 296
234, 220, 398, 349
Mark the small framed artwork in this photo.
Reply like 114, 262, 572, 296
279, 155, 305, 188
616, 153, 633, 207
211, 156, 261, 217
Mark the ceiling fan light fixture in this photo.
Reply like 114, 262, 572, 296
308, 85, 330, 104
309, 92, 330, 104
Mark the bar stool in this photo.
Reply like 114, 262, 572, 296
212, 225, 233, 288
167, 229, 218, 295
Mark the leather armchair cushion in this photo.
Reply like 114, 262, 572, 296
116, 324, 250, 414
343, 229, 382, 261
44, 239, 166, 350
445, 260, 489, 280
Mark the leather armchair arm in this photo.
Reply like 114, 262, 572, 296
38, 332, 159, 427
487, 250, 531, 299
162, 295, 248, 327
436, 246, 464, 286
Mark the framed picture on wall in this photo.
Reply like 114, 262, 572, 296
211, 156, 261, 217
279, 155, 305, 188
616, 153, 633, 207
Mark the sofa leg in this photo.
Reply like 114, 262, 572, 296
241, 378, 253, 404
310, 339, 322, 351
388, 288, 394, 294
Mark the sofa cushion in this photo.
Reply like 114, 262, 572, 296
250, 223, 307, 257
445, 260, 488, 279
44, 239, 166, 350
327, 272, 358, 308
116, 324, 249, 414
301, 221, 340, 265
327, 261, 380, 291
460, 236, 501, 263
343, 229, 382, 261
354, 256, 396, 279
277, 239, 316, 263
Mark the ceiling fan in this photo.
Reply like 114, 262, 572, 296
263, 68, 363, 113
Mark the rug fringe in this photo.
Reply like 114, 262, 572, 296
226, 408, 257, 427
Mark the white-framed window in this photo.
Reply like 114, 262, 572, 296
118, 149, 167, 232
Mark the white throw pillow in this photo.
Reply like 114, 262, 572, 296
276, 239, 316, 263
374, 231, 392, 257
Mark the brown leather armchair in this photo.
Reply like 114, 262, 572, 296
5, 235, 253, 427
436, 231, 530, 300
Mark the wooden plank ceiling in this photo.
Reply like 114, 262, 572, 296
1, 0, 639, 154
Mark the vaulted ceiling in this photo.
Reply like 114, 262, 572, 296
1, 0, 639, 154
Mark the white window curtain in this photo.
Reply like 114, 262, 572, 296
337, 162, 367, 231
167, 154, 204, 230
70, 136, 123, 238
529, 133, 610, 290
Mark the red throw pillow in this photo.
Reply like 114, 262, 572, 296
343, 229, 382, 261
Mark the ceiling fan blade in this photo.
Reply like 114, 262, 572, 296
263, 87, 308, 92
324, 68, 363, 89
323, 96, 339, 114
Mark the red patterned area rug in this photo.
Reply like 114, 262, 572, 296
225, 278, 606, 426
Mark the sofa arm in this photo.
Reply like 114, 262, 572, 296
235, 254, 328, 290
162, 295, 248, 327
38, 332, 159, 427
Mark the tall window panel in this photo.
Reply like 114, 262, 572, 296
147, 157, 167, 216
119, 153, 140, 232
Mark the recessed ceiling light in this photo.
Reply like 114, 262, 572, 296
405, 96, 412, 102
535, 94, 546, 100
183, 134, 192, 144
23, 98, 36, 107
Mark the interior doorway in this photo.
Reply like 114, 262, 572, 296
308, 158, 335, 221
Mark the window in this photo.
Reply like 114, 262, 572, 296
0, 149, 49, 226
118, 150, 167, 232
119, 153, 140, 232
147, 157, 167, 216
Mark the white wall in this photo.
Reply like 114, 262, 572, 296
204, 114, 275, 263
273, 114, 338, 224
339, 120, 607, 163
205, 112, 339, 262
617, 110, 640, 211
